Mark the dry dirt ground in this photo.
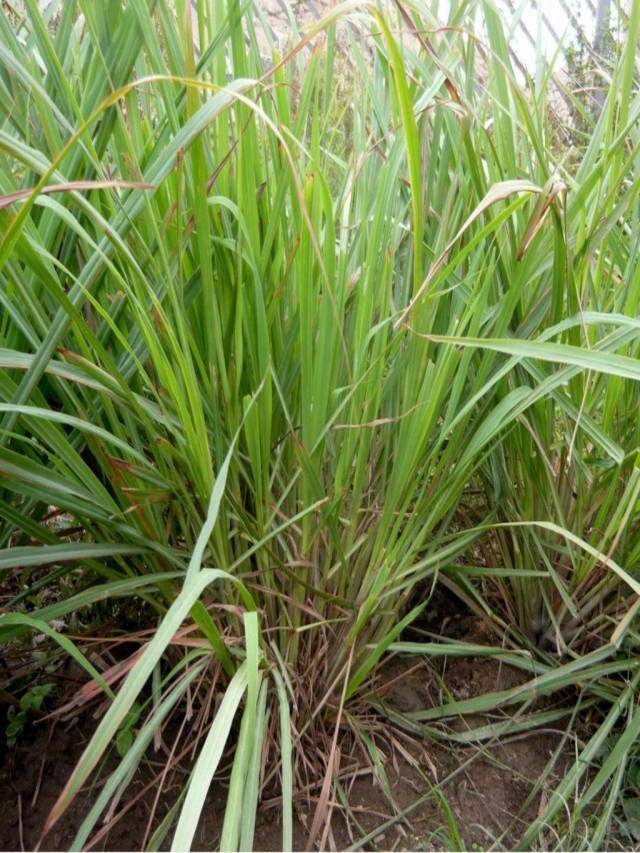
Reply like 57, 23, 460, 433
0, 646, 570, 852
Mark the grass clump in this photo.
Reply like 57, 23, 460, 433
1, 0, 639, 849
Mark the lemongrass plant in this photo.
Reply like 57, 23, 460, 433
457, 1, 640, 656
0, 0, 639, 849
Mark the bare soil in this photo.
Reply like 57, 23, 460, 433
0, 645, 569, 852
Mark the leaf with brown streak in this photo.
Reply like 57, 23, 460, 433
0, 180, 154, 210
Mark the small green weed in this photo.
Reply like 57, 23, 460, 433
5, 683, 54, 747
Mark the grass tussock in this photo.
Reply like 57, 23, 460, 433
1, 0, 640, 849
